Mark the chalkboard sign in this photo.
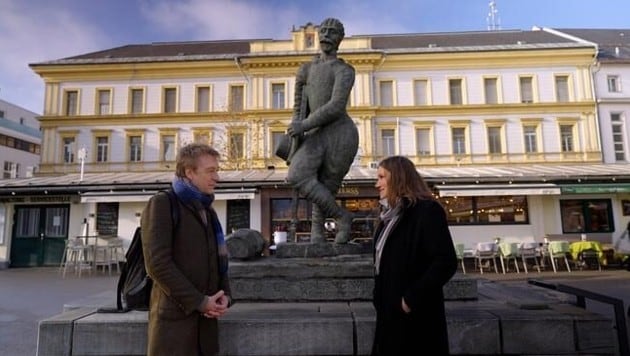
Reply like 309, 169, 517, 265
96, 202, 119, 236
226, 199, 250, 234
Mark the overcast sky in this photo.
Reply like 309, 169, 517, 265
1, 0, 629, 114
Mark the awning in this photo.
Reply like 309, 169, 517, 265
80, 189, 256, 203
436, 183, 561, 197
560, 183, 630, 194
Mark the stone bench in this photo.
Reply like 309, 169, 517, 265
38, 299, 614, 355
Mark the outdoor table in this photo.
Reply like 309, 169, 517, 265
569, 240, 604, 263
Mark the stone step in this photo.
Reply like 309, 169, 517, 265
229, 255, 477, 301
40, 299, 614, 356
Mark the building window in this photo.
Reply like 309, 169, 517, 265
129, 136, 142, 162
379, 81, 393, 107
560, 124, 574, 152
607, 75, 621, 93
452, 127, 466, 154
163, 88, 177, 113
437, 195, 529, 225
97, 89, 111, 115
305, 33, 315, 48
555, 75, 570, 102
65, 90, 78, 115
381, 129, 395, 156
62, 137, 75, 163
196, 86, 210, 112
130, 88, 144, 114
3, 161, 18, 178
162, 134, 176, 161
560, 199, 613, 233
611, 113, 626, 161
413, 79, 428, 105
523, 125, 538, 153
0, 110, 4, 118
271, 131, 284, 157
487, 126, 502, 154
229, 132, 245, 160
449, 79, 463, 105
96, 136, 108, 162
415, 128, 431, 156
484, 78, 498, 104
519, 76, 533, 103
230, 85, 244, 112
193, 129, 212, 145
271, 83, 286, 109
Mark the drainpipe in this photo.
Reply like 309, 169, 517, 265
371, 52, 388, 161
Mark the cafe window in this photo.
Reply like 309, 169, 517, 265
270, 197, 379, 242
560, 199, 613, 233
438, 195, 529, 225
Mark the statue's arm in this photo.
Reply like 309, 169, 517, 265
292, 64, 309, 122
301, 64, 355, 131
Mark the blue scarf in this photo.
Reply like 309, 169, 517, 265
172, 177, 228, 276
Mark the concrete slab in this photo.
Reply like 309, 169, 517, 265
36, 307, 95, 356
220, 302, 354, 355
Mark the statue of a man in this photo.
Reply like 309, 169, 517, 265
285, 18, 358, 244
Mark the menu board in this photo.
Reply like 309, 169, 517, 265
226, 199, 250, 234
96, 202, 119, 236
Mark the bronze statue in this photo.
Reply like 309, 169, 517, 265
281, 18, 359, 244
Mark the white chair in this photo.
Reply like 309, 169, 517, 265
498, 242, 520, 274
548, 241, 572, 273
519, 241, 541, 273
59, 238, 92, 278
454, 243, 466, 274
92, 244, 112, 275
475, 242, 499, 274
107, 238, 126, 274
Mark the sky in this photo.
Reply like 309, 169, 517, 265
1, 0, 629, 115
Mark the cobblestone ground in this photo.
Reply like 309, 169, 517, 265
0, 267, 118, 356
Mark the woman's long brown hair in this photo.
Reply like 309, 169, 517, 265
379, 156, 434, 207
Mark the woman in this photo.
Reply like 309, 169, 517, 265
371, 156, 457, 355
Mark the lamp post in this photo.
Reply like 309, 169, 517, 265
78, 147, 87, 182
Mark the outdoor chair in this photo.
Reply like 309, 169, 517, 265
454, 243, 466, 274
475, 242, 499, 274
498, 242, 520, 274
548, 240, 572, 273
578, 249, 602, 271
519, 241, 541, 273
59, 238, 93, 278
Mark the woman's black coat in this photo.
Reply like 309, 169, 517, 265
372, 199, 458, 355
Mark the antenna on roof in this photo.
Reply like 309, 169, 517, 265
487, 0, 501, 31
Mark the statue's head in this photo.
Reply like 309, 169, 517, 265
319, 18, 345, 52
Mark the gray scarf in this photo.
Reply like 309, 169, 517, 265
374, 199, 402, 275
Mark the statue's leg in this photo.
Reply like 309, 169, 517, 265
296, 178, 353, 244
310, 203, 326, 243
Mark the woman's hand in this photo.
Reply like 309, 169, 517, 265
401, 298, 411, 314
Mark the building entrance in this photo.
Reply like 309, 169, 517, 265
10, 204, 69, 267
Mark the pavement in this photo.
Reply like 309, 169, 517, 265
1, 266, 628, 356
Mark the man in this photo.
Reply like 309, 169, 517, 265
142, 143, 231, 356
285, 17, 359, 244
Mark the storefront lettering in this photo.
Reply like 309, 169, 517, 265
338, 187, 360, 196
0, 196, 73, 203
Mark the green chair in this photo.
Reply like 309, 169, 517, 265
548, 241, 572, 273
454, 243, 466, 274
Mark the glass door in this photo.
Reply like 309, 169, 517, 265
10, 205, 69, 267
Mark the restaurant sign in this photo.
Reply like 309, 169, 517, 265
0, 195, 76, 203
560, 184, 630, 194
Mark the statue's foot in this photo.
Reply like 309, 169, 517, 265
334, 211, 354, 244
